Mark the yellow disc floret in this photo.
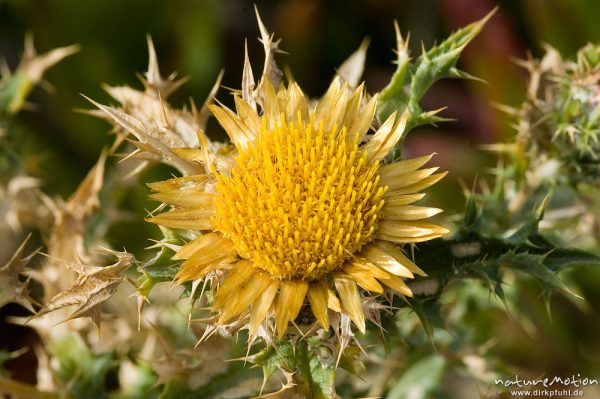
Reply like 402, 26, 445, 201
213, 113, 387, 280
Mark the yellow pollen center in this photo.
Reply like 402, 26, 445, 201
213, 113, 387, 280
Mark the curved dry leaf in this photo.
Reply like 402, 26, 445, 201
85, 97, 202, 176
34, 251, 137, 331
102, 85, 195, 147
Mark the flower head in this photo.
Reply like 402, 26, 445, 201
148, 77, 448, 340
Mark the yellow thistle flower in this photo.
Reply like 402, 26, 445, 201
147, 78, 448, 339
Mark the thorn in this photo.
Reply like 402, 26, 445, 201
38, 78, 56, 94
23, 32, 35, 59
404, 32, 412, 52
393, 21, 411, 60
478, 6, 498, 28
450, 67, 487, 84
542, 290, 553, 323
490, 101, 519, 116
157, 90, 170, 128
420, 41, 429, 61
200, 69, 225, 123
534, 192, 552, 222
254, 5, 270, 45
145, 34, 160, 84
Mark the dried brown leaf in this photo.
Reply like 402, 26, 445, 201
90, 39, 223, 178
85, 97, 203, 176
102, 85, 197, 148
34, 250, 136, 330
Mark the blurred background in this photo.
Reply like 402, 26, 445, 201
3, 0, 600, 198
1, 0, 600, 397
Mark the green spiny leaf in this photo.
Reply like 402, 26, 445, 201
500, 252, 573, 295
137, 227, 185, 298
506, 192, 550, 246
252, 340, 337, 399
377, 9, 494, 161
376, 21, 412, 124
